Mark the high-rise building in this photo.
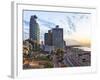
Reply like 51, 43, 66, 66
44, 33, 48, 45
29, 15, 40, 50
44, 30, 52, 46
29, 15, 40, 44
52, 25, 64, 49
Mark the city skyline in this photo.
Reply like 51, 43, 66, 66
23, 10, 91, 69
23, 10, 91, 46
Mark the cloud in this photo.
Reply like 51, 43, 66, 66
38, 18, 56, 27
24, 20, 29, 26
66, 16, 76, 32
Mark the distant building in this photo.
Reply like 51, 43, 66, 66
44, 25, 64, 50
52, 25, 64, 49
44, 45, 54, 53
44, 30, 52, 46
48, 30, 52, 45
44, 33, 48, 45
29, 15, 40, 44
40, 41, 45, 50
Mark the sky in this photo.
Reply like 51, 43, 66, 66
23, 10, 91, 46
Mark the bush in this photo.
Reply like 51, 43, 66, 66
35, 55, 51, 61
44, 62, 53, 68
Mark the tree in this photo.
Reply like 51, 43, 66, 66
55, 48, 64, 67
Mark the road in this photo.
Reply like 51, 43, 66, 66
63, 52, 81, 67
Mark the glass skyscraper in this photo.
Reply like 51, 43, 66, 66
29, 15, 40, 51
29, 15, 40, 44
